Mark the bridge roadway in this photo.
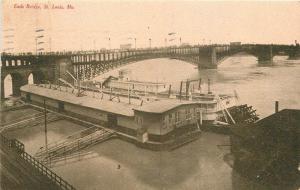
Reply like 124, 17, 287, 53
1, 44, 300, 99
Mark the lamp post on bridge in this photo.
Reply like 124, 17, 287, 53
149, 38, 152, 48
179, 37, 182, 46
108, 37, 111, 50
127, 37, 137, 49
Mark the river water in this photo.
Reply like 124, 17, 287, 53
2, 55, 300, 190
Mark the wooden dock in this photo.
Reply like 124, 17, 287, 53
0, 134, 76, 190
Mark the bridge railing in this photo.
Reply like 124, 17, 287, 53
2, 43, 296, 59
0, 133, 76, 190
0, 44, 230, 57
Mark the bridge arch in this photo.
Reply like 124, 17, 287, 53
2, 73, 27, 98
26, 71, 46, 84
217, 52, 258, 65
3, 74, 13, 98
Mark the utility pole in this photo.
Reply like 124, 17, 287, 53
43, 100, 48, 154
35, 28, 45, 54
186, 79, 190, 100
49, 37, 52, 52
35, 38, 38, 54
3, 28, 15, 53
208, 79, 211, 94
0, 66, 2, 109
179, 81, 183, 101
198, 78, 202, 93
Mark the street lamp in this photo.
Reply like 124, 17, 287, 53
108, 37, 111, 50
149, 38, 152, 48
127, 37, 136, 49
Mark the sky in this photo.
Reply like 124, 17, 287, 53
1, 0, 300, 52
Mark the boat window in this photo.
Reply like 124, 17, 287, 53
175, 112, 179, 122
185, 109, 188, 119
208, 104, 215, 109
135, 116, 143, 125
169, 113, 172, 124
185, 109, 190, 119
165, 115, 168, 124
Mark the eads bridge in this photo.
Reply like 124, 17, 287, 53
1, 43, 300, 99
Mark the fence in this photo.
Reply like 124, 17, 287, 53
0, 134, 76, 190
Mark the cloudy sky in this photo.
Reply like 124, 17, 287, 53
1, 0, 300, 52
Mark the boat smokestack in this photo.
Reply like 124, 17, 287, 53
275, 101, 279, 113
198, 78, 202, 92
208, 79, 211, 94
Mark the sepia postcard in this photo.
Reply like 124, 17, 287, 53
0, 1, 299, 190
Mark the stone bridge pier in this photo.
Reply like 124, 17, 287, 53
197, 47, 218, 69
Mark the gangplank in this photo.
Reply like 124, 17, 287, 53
35, 126, 116, 164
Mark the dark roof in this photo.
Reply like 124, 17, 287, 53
231, 109, 300, 138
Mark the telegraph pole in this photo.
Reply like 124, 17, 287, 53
3, 28, 15, 53
35, 28, 45, 54
43, 100, 48, 154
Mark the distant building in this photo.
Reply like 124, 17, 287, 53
120, 44, 132, 50
230, 42, 241, 46
118, 69, 132, 81
180, 43, 190, 47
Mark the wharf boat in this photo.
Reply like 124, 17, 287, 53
20, 72, 258, 150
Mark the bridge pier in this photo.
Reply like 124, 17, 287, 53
252, 45, 274, 63
54, 58, 74, 83
287, 44, 300, 59
197, 47, 218, 69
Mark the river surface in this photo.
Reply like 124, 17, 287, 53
2, 56, 300, 190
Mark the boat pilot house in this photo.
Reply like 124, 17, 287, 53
133, 100, 216, 143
